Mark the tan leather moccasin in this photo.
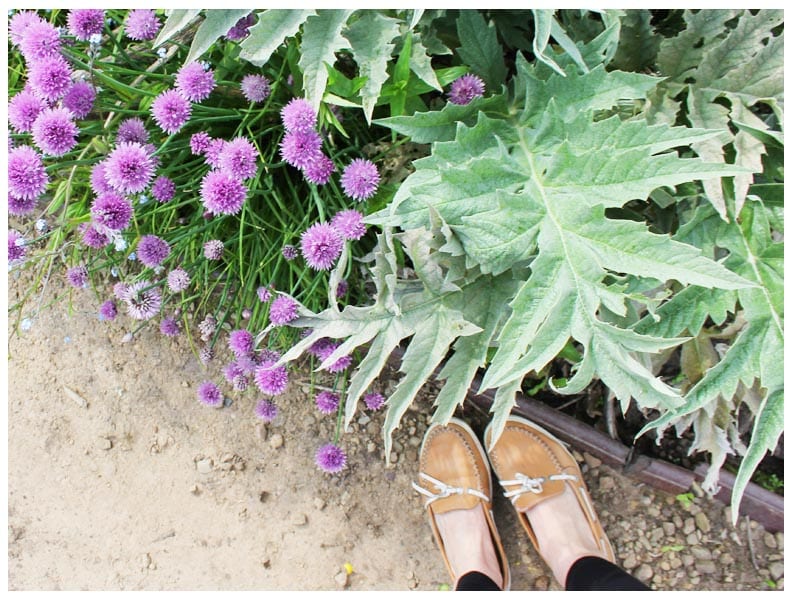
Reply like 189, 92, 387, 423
412, 417, 511, 590
484, 415, 615, 564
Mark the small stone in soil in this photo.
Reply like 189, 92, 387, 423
196, 458, 213, 474
269, 434, 284, 449
314, 497, 326, 510
334, 570, 348, 588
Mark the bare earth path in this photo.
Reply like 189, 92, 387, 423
7, 280, 784, 590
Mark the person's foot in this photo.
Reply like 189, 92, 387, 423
412, 418, 510, 589
485, 416, 615, 588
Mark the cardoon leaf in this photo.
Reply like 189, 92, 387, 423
298, 10, 352, 109
185, 9, 251, 64
456, 10, 507, 89
239, 9, 315, 67
154, 9, 201, 48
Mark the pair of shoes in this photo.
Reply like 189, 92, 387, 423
413, 415, 614, 589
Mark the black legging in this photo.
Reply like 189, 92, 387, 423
456, 556, 650, 591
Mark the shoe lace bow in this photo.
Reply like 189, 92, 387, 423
411, 472, 489, 508
499, 472, 577, 501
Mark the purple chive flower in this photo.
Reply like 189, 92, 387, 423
300, 222, 344, 271
9, 11, 44, 47
281, 244, 298, 261
8, 230, 27, 264
203, 138, 226, 168
223, 361, 245, 383
99, 299, 117, 321
303, 153, 335, 186
175, 62, 216, 103
336, 279, 348, 298
331, 209, 367, 240
28, 55, 72, 103
315, 341, 352, 373
315, 391, 340, 415
90, 160, 113, 194
8, 145, 49, 200
269, 295, 298, 326
113, 282, 131, 301
199, 346, 214, 364
281, 98, 317, 133
203, 239, 225, 260
449, 73, 485, 105
254, 398, 278, 422
364, 391, 386, 411
190, 132, 212, 155
218, 137, 258, 180
166, 267, 191, 292
241, 74, 271, 103
104, 142, 154, 194
31, 107, 79, 156
81, 224, 111, 248
340, 158, 380, 201
151, 89, 191, 134
229, 329, 255, 357
91, 191, 133, 231
9, 193, 38, 216
8, 89, 47, 133
116, 117, 149, 145
315, 443, 347, 474
19, 20, 62, 60
62, 80, 96, 119
225, 13, 256, 41
197, 380, 223, 407
200, 170, 247, 215
124, 280, 161, 320
66, 265, 89, 288
137, 234, 170, 268
198, 314, 217, 339
151, 175, 175, 202
125, 9, 161, 41
257, 285, 272, 302
67, 9, 105, 41
160, 316, 180, 337
279, 130, 323, 169
254, 360, 289, 396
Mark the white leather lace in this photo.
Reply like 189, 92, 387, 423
411, 472, 489, 508
499, 472, 578, 502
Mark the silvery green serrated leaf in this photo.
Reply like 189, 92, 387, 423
298, 10, 352, 109
154, 9, 202, 48
456, 10, 507, 88
486, 380, 521, 449
185, 9, 251, 64
610, 9, 660, 72
644, 84, 682, 126
239, 9, 315, 67
733, 121, 784, 148
635, 286, 737, 338
409, 34, 443, 92
344, 12, 401, 123
731, 104, 770, 216
531, 9, 566, 76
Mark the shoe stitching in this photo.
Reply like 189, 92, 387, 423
420, 427, 484, 492
489, 425, 566, 479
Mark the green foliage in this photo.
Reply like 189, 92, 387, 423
675, 492, 696, 510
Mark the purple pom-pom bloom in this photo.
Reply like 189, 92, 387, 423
281, 244, 298, 261
364, 391, 386, 411
81, 224, 111, 248
19, 20, 62, 60
166, 267, 191, 292
8, 145, 49, 200
91, 191, 133, 231
229, 329, 255, 357
200, 170, 247, 215
117, 117, 149, 145
336, 279, 348, 298
137, 234, 170, 268
279, 130, 323, 169
254, 398, 278, 422
104, 142, 154, 194
315, 443, 347, 474
160, 316, 180, 337
281, 98, 317, 133
257, 285, 272, 302
32, 107, 79, 156
151, 176, 175, 202
340, 158, 380, 201
225, 13, 256, 41
303, 154, 335, 185
203, 239, 225, 260
9, 193, 38, 216
62, 81, 96, 119
125, 9, 161, 41
9, 11, 44, 47
315, 391, 340, 415
99, 299, 117, 321
8, 89, 47, 133
197, 380, 223, 407
175, 62, 216, 103
67, 9, 105, 41
66, 265, 89, 288
151, 89, 191, 134
300, 223, 343, 271
254, 360, 289, 396
90, 161, 113, 195
269, 295, 298, 326
219, 137, 258, 180
28, 55, 72, 102
315, 341, 352, 373
331, 209, 366, 240
8, 230, 27, 264
190, 132, 212, 155
241, 74, 271, 103
449, 73, 485, 105
124, 280, 161, 320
